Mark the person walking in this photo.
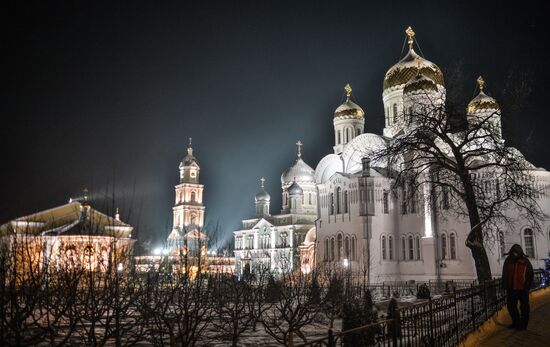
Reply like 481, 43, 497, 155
502, 244, 534, 330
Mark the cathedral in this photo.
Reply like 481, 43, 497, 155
234, 27, 550, 281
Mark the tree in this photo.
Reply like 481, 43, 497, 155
372, 75, 546, 282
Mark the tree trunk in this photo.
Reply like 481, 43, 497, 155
462, 177, 492, 282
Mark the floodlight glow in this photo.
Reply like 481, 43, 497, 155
153, 248, 161, 255
343, 258, 349, 267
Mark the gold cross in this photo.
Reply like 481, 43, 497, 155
477, 76, 485, 91
344, 83, 352, 97
406, 26, 415, 48
260, 177, 265, 188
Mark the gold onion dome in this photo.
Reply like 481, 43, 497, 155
403, 57, 439, 94
334, 83, 365, 118
383, 27, 444, 91
467, 76, 500, 114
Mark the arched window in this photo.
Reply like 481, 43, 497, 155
388, 236, 394, 260
383, 192, 389, 214
330, 193, 334, 215
524, 228, 535, 258
382, 236, 387, 260
402, 236, 406, 260
408, 235, 414, 260
337, 130, 341, 145
337, 234, 343, 261
499, 231, 506, 257
324, 238, 329, 261
441, 234, 447, 260
393, 103, 398, 123
345, 128, 350, 143
450, 233, 457, 260
415, 236, 421, 260
356, 128, 361, 137
352, 236, 356, 261
345, 236, 350, 259
308, 193, 312, 205
191, 191, 196, 202
343, 191, 349, 213
336, 187, 341, 214
330, 238, 335, 261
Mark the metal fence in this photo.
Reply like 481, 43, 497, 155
297, 271, 548, 347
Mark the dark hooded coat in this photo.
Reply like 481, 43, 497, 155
502, 244, 534, 291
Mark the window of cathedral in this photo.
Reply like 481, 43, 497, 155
388, 236, 394, 260
383, 192, 389, 214
343, 191, 349, 214
191, 191, 196, 202
408, 235, 414, 260
450, 233, 457, 260
523, 228, 535, 258
441, 234, 447, 260
337, 130, 341, 145
324, 238, 329, 261
337, 233, 343, 261
415, 236, 421, 260
442, 186, 450, 210
393, 103, 398, 124
336, 188, 341, 214
330, 237, 335, 261
382, 235, 387, 260
330, 194, 334, 215
345, 236, 350, 259
499, 231, 506, 257
356, 128, 361, 137
308, 193, 312, 205
401, 237, 406, 261
351, 236, 356, 261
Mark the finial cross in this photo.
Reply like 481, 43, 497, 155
260, 177, 265, 188
344, 83, 352, 97
477, 76, 485, 91
406, 26, 415, 48
296, 140, 303, 158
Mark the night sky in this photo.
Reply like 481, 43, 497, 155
4, 1, 550, 251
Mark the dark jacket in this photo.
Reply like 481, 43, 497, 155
502, 244, 534, 291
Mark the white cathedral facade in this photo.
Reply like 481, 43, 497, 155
234, 27, 550, 281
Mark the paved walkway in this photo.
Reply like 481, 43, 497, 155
473, 287, 550, 347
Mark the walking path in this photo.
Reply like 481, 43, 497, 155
461, 286, 550, 347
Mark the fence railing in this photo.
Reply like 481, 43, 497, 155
297, 271, 548, 347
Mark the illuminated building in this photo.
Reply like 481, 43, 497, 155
0, 191, 134, 276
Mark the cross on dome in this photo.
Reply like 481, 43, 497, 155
477, 76, 485, 91
187, 137, 193, 155
406, 26, 415, 48
344, 83, 352, 98
296, 140, 303, 158
260, 177, 265, 188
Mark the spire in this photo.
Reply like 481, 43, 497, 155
296, 140, 303, 159
115, 208, 120, 221
187, 137, 193, 156
344, 83, 352, 100
477, 76, 485, 92
406, 26, 415, 49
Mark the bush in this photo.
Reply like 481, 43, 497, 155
416, 283, 431, 299
386, 298, 401, 337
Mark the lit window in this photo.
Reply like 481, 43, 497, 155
441, 234, 447, 260
450, 233, 457, 260
524, 229, 535, 258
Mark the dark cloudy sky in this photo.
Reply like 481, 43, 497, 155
3, 1, 550, 250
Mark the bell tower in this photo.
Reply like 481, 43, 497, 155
168, 138, 206, 241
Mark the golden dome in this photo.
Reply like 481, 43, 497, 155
334, 84, 365, 118
383, 27, 444, 91
403, 73, 438, 94
467, 76, 500, 114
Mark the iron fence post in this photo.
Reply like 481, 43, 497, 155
328, 328, 334, 347
428, 296, 434, 347
470, 283, 476, 331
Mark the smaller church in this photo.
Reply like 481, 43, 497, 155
233, 141, 317, 276
0, 190, 135, 276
